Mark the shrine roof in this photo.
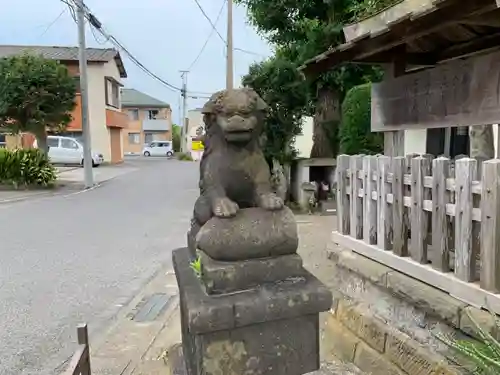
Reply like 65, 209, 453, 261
300, 0, 500, 76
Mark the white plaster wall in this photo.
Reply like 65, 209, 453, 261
294, 116, 314, 158
86, 60, 123, 162
187, 109, 203, 152
493, 124, 499, 158
403, 129, 427, 155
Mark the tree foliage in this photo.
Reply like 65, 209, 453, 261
0, 53, 77, 152
242, 55, 309, 164
172, 124, 181, 152
340, 83, 382, 155
236, 0, 383, 158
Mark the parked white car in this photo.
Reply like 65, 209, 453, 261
142, 141, 174, 157
37, 136, 104, 167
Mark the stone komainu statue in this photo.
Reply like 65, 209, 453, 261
187, 88, 285, 255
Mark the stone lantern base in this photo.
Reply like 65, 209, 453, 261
172, 248, 332, 375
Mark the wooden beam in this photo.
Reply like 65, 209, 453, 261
301, 0, 495, 76
460, 9, 500, 27
436, 31, 500, 61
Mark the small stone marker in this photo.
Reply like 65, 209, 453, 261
173, 88, 332, 375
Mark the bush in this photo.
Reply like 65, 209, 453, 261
0, 148, 57, 187
340, 83, 383, 155
176, 152, 193, 161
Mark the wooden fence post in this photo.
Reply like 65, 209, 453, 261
77, 324, 91, 375
377, 155, 392, 250
336, 155, 350, 234
410, 156, 431, 264
432, 157, 451, 272
455, 158, 477, 282
350, 155, 364, 239
480, 159, 500, 292
392, 157, 407, 256
363, 156, 378, 245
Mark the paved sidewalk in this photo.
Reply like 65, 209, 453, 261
89, 215, 364, 375
57, 165, 137, 185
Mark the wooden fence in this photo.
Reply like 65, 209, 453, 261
334, 154, 500, 314
63, 324, 91, 375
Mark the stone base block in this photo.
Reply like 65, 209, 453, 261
173, 248, 333, 375
199, 250, 306, 294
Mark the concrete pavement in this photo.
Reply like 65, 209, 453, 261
0, 158, 199, 375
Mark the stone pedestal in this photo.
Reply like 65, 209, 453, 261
172, 248, 332, 375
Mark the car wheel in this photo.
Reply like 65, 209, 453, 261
144, 151, 151, 157
81, 159, 97, 168
166, 151, 173, 157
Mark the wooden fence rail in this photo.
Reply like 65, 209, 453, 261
334, 154, 500, 314
63, 324, 91, 375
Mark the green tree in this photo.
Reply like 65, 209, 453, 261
235, 0, 383, 157
340, 83, 382, 154
0, 53, 77, 152
172, 124, 181, 152
242, 55, 309, 164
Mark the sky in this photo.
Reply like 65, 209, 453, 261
0, 0, 273, 124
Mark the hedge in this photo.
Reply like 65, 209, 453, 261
0, 148, 57, 187
340, 83, 383, 155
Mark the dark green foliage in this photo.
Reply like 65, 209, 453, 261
340, 83, 383, 155
172, 125, 181, 152
0, 53, 77, 152
0, 148, 57, 187
242, 56, 309, 164
347, 0, 402, 21
235, 0, 384, 158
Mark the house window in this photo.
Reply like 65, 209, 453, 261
147, 110, 159, 120
144, 132, 153, 144
128, 133, 140, 145
73, 77, 81, 93
128, 109, 139, 121
105, 78, 120, 108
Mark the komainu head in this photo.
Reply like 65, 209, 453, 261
202, 88, 267, 144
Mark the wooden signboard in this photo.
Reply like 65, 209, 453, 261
371, 50, 500, 132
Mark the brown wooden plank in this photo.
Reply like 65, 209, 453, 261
432, 157, 451, 271
372, 50, 500, 132
336, 155, 350, 235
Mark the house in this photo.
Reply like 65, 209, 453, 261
186, 108, 205, 160
120, 88, 172, 155
0, 45, 128, 163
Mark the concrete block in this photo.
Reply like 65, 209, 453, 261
459, 306, 498, 340
173, 248, 332, 375
353, 342, 404, 375
336, 300, 387, 353
322, 314, 359, 363
386, 271, 465, 327
385, 330, 440, 375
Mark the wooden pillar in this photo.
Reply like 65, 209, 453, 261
383, 47, 406, 157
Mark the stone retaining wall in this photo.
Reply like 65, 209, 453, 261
322, 243, 498, 375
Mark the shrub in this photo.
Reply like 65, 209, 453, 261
340, 83, 383, 155
0, 148, 57, 187
176, 152, 194, 161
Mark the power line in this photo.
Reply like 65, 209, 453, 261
38, 8, 66, 39
192, 0, 226, 44
191, 0, 267, 59
188, 0, 226, 71
62, 0, 183, 93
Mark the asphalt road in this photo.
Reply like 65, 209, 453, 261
0, 158, 199, 375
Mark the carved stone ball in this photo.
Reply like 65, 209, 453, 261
196, 207, 298, 262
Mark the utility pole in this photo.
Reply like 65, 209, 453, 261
76, 0, 94, 188
180, 70, 189, 153
226, 0, 233, 90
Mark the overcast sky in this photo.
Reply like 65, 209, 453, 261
0, 0, 272, 124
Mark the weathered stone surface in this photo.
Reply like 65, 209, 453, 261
354, 342, 404, 375
336, 300, 387, 353
386, 271, 465, 327
459, 306, 498, 340
384, 330, 441, 375
187, 88, 287, 257
199, 251, 306, 294
196, 206, 298, 261
322, 314, 359, 363
173, 248, 332, 375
